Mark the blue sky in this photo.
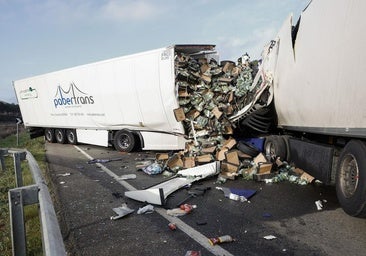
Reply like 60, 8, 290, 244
0, 0, 309, 104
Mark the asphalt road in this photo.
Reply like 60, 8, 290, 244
45, 143, 366, 256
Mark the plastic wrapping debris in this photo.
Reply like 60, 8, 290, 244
315, 199, 327, 211
137, 204, 154, 214
208, 235, 234, 245
140, 163, 163, 175
263, 235, 277, 240
110, 203, 134, 220
216, 187, 256, 202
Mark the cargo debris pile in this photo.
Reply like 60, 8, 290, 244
174, 52, 256, 139
136, 51, 315, 186
170, 52, 262, 170
129, 51, 316, 186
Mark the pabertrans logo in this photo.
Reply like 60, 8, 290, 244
53, 82, 94, 108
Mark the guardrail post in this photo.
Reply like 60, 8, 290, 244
0, 149, 8, 171
13, 151, 26, 187
8, 184, 39, 256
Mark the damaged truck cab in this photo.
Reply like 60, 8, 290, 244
245, 0, 366, 217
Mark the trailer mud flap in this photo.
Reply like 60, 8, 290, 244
125, 161, 220, 205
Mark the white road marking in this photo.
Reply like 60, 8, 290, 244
74, 145, 234, 256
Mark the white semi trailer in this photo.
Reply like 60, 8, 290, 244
13, 45, 217, 152
244, 0, 366, 217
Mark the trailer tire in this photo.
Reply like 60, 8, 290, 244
282, 135, 292, 162
114, 130, 135, 152
66, 129, 77, 145
264, 135, 287, 161
237, 141, 260, 157
55, 129, 66, 144
336, 140, 366, 217
45, 128, 55, 143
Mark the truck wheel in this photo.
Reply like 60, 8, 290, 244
114, 130, 135, 152
55, 129, 66, 144
237, 141, 260, 157
45, 128, 55, 143
264, 135, 287, 161
66, 129, 77, 145
336, 140, 366, 217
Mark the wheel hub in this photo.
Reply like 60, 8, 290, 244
119, 135, 130, 149
340, 154, 359, 198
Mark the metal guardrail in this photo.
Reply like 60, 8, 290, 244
0, 148, 66, 256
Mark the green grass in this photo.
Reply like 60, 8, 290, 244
0, 131, 46, 256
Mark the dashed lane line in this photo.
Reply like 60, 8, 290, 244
74, 145, 234, 256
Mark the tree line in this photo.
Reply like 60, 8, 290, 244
0, 101, 21, 122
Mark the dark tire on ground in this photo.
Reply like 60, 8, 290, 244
45, 128, 56, 143
113, 130, 136, 152
264, 135, 287, 161
66, 129, 77, 145
336, 140, 366, 218
55, 129, 66, 144
237, 141, 260, 157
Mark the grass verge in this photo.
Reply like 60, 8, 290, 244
0, 131, 46, 256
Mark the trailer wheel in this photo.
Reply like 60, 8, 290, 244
66, 129, 77, 145
336, 140, 366, 217
237, 141, 260, 157
114, 130, 135, 152
45, 128, 55, 143
264, 135, 287, 161
55, 129, 66, 144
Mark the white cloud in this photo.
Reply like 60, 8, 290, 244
3, 0, 163, 26
100, 0, 162, 22
216, 26, 278, 61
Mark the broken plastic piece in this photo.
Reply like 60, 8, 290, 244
315, 200, 327, 211
125, 162, 219, 205
110, 203, 134, 220
263, 235, 277, 240
137, 204, 154, 214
